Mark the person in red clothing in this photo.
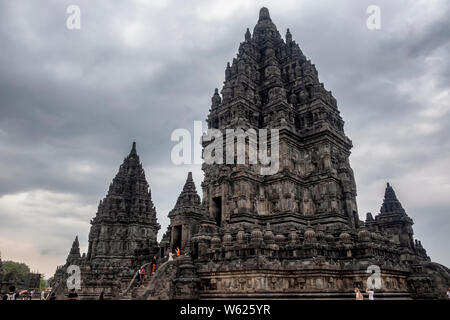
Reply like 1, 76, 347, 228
151, 256, 157, 275
176, 247, 180, 257
140, 267, 146, 287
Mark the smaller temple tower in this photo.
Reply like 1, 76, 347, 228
164, 172, 210, 256
51, 142, 161, 299
374, 183, 415, 253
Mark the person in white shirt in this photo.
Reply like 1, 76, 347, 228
446, 288, 450, 300
366, 288, 375, 300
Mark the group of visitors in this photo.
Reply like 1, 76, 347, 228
168, 247, 181, 261
136, 255, 160, 288
354, 287, 375, 300
2, 286, 35, 300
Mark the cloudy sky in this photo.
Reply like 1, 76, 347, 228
0, 0, 449, 278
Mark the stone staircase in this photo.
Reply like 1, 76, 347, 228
120, 278, 151, 300
131, 278, 152, 300
118, 262, 152, 300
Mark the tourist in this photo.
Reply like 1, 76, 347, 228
366, 287, 375, 300
140, 267, 146, 287
176, 247, 181, 257
3, 286, 19, 300
29, 290, 34, 300
446, 288, 450, 300
99, 291, 104, 300
136, 268, 141, 287
168, 251, 174, 261
41, 290, 46, 300
68, 288, 78, 300
354, 287, 363, 300
151, 256, 157, 275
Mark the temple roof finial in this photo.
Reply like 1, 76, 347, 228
380, 182, 406, 215
169, 172, 201, 216
73, 235, 79, 247
130, 141, 137, 155
245, 28, 251, 41
258, 7, 271, 22
286, 28, 292, 43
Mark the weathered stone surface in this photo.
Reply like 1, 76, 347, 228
51, 142, 160, 299
161, 7, 450, 300
52, 7, 450, 300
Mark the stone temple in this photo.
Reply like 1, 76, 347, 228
51, 7, 450, 299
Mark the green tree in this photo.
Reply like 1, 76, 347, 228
40, 279, 49, 290
2, 261, 31, 283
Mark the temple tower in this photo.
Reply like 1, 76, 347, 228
86, 142, 160, 263
376, 183, 414, 248
202, 7, 359, 235
166, 172, 209, 254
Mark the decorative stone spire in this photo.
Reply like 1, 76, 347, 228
285, 28, 292, 43
245, 28, 251, 41
211, 88, 221, 108
258, 7, 271, 22
252, 7, 283, 45
67, 235, 81, 263
130, 141, 137, 156
380, 183, 406, 215
101, 142, 157, 220
71, 236, 80, 253
176, 172, 200, 207
169, 172, 203, 219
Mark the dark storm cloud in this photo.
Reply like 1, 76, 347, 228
0, 0, 449, 277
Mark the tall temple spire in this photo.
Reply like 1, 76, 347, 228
87, 141, 160, 261
380, 182, 406, 215
204, 6, 354, 229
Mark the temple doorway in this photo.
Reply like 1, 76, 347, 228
172, 225, 182, 251
212, 196, 222, 227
